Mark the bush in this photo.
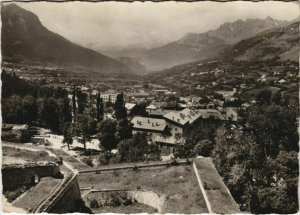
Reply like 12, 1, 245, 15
98, 151, 112, 165
4, 186, 31, 202
81, 157, 94, 167
193, 140, 214, 157
90, 199, 99, 208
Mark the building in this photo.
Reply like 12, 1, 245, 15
154, 135, 184, 154
125, 103, 137, 115
146, 104, 175, 118
131, 117, 169, 139
100, 93, 117, 103
163, 108, 203, 137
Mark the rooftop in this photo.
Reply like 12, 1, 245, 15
125, 103, 137, 110
163, 108, 225, 125
163, 108, 203, 125
131, 117, 167, 132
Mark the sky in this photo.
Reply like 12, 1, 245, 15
16, 1, 299, 49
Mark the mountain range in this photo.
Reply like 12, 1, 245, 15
148, 18, 299, 80
1, 4, 130, 76
2, 3, 297, 76
140, 17, 287, 71
219, 20, 299, 62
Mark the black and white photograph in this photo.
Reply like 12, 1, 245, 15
1, 1, 299, 214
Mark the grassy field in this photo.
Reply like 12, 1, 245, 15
78, 165, 208, 213
47, 148, 90, 170
2, 146, 57, 164
13, 177, 62, 211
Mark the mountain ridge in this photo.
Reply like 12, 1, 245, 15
1, 3, 130, 76
140, 17, 287, 71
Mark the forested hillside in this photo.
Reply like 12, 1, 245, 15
2, 71, 72, 133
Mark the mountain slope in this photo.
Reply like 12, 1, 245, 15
219, 21, 299, 62
143, 17, 287, 71
148, 19, 299, 82
116, 57, 146, 73
1, 4, 129, 75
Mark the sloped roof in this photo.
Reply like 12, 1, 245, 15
131, 117, 167, 132
164, 108, 225, 125
125, 103, 137, 110
149, 108, 174, 116
146, 104, 157, 110
164, 108, 202, 125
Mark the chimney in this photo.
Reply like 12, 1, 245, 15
177, 119, 180, 123
156, 122, 159, 126
148, 119, 150, 123
152, 123, 154, 127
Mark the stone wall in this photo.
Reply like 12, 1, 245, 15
47, 178, 82, 213
39, 173, 91, 213
128, 190, 166, 213
2, 162, 60, 191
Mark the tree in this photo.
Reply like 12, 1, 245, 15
114, 93, 127, 120
97, 119, 117, 151
256, 89, 272, 105
21, 95, 37, 125
193, 140, 214, 157
77, 89, 87, 114
98, 119, 117, 134
116, 118, 133, 141
165, 94, 179, 102
99, 133, 118, 151
211, 102, 299, 213
77, 114, 94, 152
72, 89, 77, 123
58, 97, 72, 134
117, 133, 155, 163
130, 104, 148, 117
37, 97, 60, 132
62, 122, 74, 150
247, 105, 298, 158
96, 92, 104, 122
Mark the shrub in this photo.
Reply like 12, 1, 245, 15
132, 165, 139, 171
81, 157, 93, 167
90, 199, 99, 208
193, 140, 214, 157
98, 151, 112, 165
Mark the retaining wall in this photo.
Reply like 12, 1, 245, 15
2, 162, 60, 190
46, 175, 83, 213
128, 190, 166, 213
